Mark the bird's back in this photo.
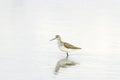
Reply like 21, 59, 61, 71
63, 42, 81, 49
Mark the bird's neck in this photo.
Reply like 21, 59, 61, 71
57, 38, 63, 46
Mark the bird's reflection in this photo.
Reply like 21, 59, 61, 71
54, 56, 78, 74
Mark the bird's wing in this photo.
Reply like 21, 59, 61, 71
63, 42, 81, 49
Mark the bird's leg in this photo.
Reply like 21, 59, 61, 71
66, 52, 69, 58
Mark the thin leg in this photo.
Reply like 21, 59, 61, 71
66, 52, 69, 57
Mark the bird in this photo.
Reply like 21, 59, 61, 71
50, 35, 82, 57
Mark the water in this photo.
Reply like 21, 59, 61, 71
0, 0, 120, 80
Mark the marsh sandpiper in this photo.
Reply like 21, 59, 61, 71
50, 35, 82, 57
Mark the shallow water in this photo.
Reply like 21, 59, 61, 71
0, 0, 120, 80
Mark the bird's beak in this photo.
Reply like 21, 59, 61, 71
50, 37, 56, 41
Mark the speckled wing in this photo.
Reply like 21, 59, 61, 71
63, 42, 81, 49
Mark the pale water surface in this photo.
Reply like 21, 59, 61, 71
0, 0, 120, 80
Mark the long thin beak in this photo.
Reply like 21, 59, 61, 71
50, 37, 56, 41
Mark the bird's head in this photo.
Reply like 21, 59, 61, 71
50, 35, 61, 41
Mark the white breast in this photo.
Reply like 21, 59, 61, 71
59, 45, 72, 52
